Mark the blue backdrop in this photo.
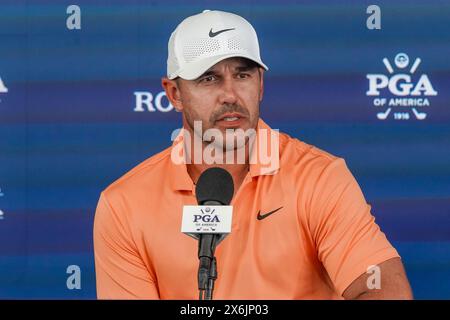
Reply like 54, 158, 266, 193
0, 0, 449, 299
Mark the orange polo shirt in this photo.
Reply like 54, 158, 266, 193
93, 118, 399, 299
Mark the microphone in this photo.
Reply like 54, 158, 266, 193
181, 167, 234, 300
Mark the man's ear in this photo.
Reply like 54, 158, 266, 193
161, 77, 183, 112
258, 68, 265, 102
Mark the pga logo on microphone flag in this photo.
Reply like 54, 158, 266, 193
181, 206, 233, 235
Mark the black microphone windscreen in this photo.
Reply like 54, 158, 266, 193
195, 167, 234, 205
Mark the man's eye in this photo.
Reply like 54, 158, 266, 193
200, 75, 216, 83
237, 73, 250, 79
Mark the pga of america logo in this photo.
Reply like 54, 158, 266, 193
366, 53, 437, 121
182, 205, 232, 237
193, 207, 220, 232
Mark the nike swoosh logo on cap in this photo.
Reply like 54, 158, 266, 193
257, 206, 283, 220
209, 28, 235, 37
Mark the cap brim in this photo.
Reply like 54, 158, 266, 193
171, 53, 268, 80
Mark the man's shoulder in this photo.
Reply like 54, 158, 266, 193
279, 131, 341, 170
277, 130, 353, 193
102, 145, 173, 197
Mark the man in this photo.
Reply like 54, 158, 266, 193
94, 9, 413, 299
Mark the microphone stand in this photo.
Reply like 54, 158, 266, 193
205, 256, 217, 300
198, 234, 218, 300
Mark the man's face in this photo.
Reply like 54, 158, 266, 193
165, 57, 264, 150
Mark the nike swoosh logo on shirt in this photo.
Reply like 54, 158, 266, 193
257, 206, 283, 220
209, 28, 235, 37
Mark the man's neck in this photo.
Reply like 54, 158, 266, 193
181, 119, 260, 196
186, 143, 251, 197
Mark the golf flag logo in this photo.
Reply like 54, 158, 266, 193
366, 53, 438, 121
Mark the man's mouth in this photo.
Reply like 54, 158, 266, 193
222, 117, 240, 121
216, 113, 244, 121
215, 113, 245, 128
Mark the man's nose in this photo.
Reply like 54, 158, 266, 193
218, 77, 238, 105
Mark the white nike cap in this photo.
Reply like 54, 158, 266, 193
167, 10, 268, 80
